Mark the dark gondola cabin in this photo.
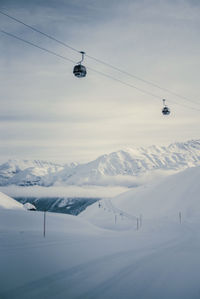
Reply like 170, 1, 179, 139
162, 106, 170, 115
73, 51, 87, 78
162, 99, 170, 115
73, 64, 87, 78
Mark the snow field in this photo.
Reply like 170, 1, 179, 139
1, 207, 200, 299
1, 166, 200, 298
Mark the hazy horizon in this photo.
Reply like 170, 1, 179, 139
0, 137, 198, 164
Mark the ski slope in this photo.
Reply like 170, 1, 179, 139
0, 191, 23, 209
81, 165, 200, 228
1, 166, 200, 298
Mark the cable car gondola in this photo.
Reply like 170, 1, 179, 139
162, 99, 170, 115
73, 51, 87, 78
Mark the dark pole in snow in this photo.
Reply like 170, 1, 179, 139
179, 212, 182, 224
137, 217, 139, 230
43, 211, 46, 237
115, 215, 117, 224
139, 214, 142, 228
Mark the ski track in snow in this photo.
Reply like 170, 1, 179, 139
79, 225, 200, 299
1, 233, 183, 299
2, 223, 198, 299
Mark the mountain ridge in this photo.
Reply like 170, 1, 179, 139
0, 139, 200, 187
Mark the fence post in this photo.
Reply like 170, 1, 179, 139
179, 212, 182, 224
137, 217, 139, 230
43, 211, 46, 238
139, 214, 142, 228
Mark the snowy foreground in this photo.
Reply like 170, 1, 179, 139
1, 167, 200, 299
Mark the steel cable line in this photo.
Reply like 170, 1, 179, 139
1, 9, 200, 108
85, 54, 200, 107
0, 30, 160, 99
1, 30, 75, 64
0, 30, 161, 98
0, 10, 79, 54
1, 29, 200, 112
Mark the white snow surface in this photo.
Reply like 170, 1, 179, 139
112, 165, 200, 220
0, 139, 200, 187
81, 165, 200, 228
0, 191, 23, 210
79, 167, 200, 236
1, 166, 200, 298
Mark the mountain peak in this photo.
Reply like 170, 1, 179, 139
0, 139, 200, 187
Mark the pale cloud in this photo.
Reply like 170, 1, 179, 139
0, 184, 129, 198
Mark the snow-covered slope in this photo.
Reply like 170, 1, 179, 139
0, 139, 200, 187
2, 165, 200, 298
81, 165, 200, 229
0, 191, 23, 210
112, 165, 200, 220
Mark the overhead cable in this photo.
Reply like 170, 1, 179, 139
1, 9, 199, 107
1, 29, 200, 112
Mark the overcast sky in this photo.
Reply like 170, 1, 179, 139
0, 0, 200, 164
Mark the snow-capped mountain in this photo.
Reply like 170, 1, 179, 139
61, 139, 200, 186
0, 139, 200, 187
0, 160, 73, 186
